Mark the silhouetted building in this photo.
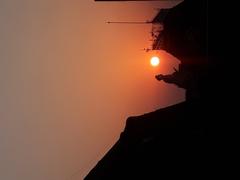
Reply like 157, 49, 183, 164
85, 0, 231, 179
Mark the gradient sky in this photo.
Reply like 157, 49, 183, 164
0, 0, 183, 179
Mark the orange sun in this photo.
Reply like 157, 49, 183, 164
150, 56, 160, 67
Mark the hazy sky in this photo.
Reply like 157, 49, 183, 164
0, 0, 183, 179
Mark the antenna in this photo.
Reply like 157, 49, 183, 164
106, 21, 151, 24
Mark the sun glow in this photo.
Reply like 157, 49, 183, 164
150, 56, 160, 67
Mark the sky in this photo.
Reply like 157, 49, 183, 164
0, 0, 183, 179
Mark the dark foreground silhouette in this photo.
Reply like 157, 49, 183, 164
85, 101, 212, 179
85, 0, 231, 179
